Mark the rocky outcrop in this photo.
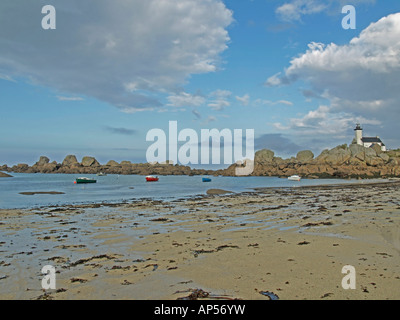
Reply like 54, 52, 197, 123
316, 145, 352, 165
10, 163, 30, 173
0, 172, 13, 178
30, 156, 59, 173
255, 149, 275, 164
296, 150, 314, 162
3, 155, 221, 176
35, 156, 50, 166
57, 155, 80, 174
0, 164, 10, 172
106, 160, 120, 167
81, 156, 100, 167
227, 144, 400, 179
62, 155, 79, 167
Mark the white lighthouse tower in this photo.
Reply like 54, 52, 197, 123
354, 124, 363, 145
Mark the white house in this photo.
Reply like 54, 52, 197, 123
354, 124, 387, 152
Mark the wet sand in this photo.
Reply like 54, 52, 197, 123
0, 181, 399, 300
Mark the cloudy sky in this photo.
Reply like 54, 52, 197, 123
1, 0, 400, 167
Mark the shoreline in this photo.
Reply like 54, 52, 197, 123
254, 178, 400, 191
1, 175, 398, 211
0, 180, 399, 300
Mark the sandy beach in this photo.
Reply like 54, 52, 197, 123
0, 180, 399, 300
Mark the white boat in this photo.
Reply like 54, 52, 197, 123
288, 175, 301, 181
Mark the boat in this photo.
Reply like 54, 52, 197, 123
146, 175, 159, 182
288, 175, 301, 181
75, 177, 97, 184
202, 178, 212, 182
96, 172, 107, 176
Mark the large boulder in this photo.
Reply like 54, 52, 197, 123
296, 150, 314, 163
35, 156, 50, 167
81, 156, 100, 167
349, 144, 365, 157
364, 147, 377, 159
364, 148, 381, 166
255, 149, 275, 164
62, 155, 79, 167
106, 160, 120, 167
371, 144, 383, 155
378, 153, 390, 163
40, 162, 58, 173
316, 145, 351, 165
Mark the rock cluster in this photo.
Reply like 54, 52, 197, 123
1, 143, 400, 179
0, 155, 219, 176
225, 144, 400, 179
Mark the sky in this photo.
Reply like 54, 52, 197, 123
1, 0, 400, 167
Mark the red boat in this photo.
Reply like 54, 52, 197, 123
146, 175, 159, 182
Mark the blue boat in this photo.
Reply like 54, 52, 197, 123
202, 178, 212, 182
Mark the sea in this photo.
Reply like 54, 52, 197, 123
0, 173, 372, 210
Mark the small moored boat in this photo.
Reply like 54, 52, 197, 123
288, 175, 301, 181
202, 178, 212, 182
146, 175, 159, 182
96, 172, 107, 176
75, 177, 97, 184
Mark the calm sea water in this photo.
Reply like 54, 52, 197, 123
0, 173, 364, 209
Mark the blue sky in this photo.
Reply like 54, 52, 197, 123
1, 0, 400, 167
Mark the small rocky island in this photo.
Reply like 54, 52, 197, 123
225, 144, 400, 179
0, 172, 13, 178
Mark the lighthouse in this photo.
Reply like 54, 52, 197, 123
354, 124, 363, 145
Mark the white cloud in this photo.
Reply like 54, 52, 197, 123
57, 96, 84, 101
208, 89, 232, 110
274, 105, 381, 137
208, 100, 230, 111
277, 100, 294, 106
276, 13, 400, 103
272, 122, 290, 131
210, 89, 232, 98
265, 72, 283, 87
0, 0, 233, 112
276, 0, 327, 22
267, 13, 400, 144
255, 99, 293, 107
276, 0, 375, 22
235, 94, 250, 106
167, 92, 206, 108
0, 73, 15, 82
201, 115, 217, 125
